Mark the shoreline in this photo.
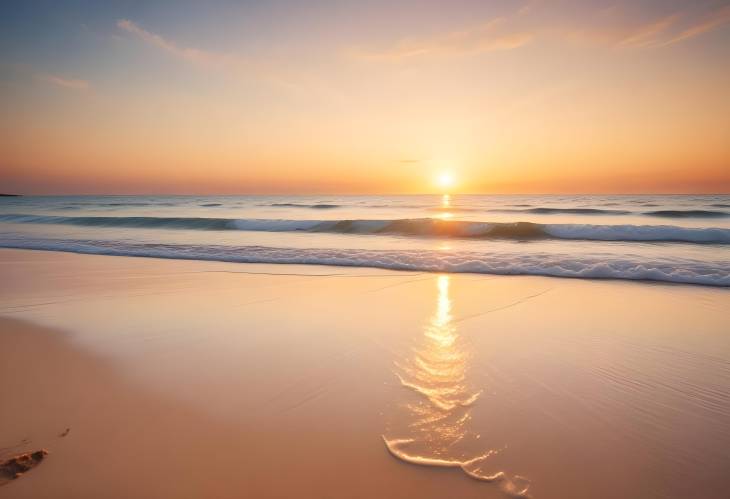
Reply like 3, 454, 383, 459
0, 244, 727, 287
1, 249, 729, 498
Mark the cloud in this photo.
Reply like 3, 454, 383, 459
117, 19, 236, 68
116, 19, 347, 102
614, 5, 730, 49
357, 17, 534, 60
358, 3, 730, 61
42, 74, 90, 91
574, 4, 730, 50
616, 14, 680, 48
116, 19, 304, 91
654, 5, 730, 48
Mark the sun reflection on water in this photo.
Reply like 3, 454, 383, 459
441, 193, 451, 208
383, 275, 530, 496
391, 275, 480, 453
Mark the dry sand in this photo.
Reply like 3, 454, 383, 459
1, 249, 729, 498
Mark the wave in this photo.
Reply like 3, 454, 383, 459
1, 237, 728, 286
2, 214, 729, 244
374, 205, 729, 218
83, 201, 179, 207
495, 207, 631, 215
492, 207, 729, 218
644, 210, 730, 218
542, 224, 730, 244
0, 214, 235, 230
382, 437, 530, 497
264, 203, 341, 209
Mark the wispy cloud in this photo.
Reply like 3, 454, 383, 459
616, 14, 680, 48
614, 5, 730, 49
42, 74, 90, 91
357, 17, 533, 60
116, 18, 306, 92
653, 5, 730, 48
117, 19, 237, 68
116, 19, 347, 102
573, 4, 730, 50
359, 3, 730, 61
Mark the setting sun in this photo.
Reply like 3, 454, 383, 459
436, 172, 455, 190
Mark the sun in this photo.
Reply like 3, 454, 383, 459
436, 172, 455, 190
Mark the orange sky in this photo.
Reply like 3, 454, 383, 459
1, 1, 729, 194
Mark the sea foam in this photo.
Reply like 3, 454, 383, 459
1, 236, 728, 286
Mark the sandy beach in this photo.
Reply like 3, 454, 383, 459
1, 248, 728, 498
4, 0, 730, 495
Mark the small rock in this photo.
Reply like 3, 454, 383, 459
0, 449, 49, 485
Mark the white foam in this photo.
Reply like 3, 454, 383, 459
1, 236, 728, 286
382, 436, 530, 497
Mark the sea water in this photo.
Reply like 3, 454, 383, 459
0, 194, 728, 286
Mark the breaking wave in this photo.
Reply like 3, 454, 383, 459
1, 236, 728, 286
263, 203, 341, 209
492, 208, 729, 217
494, 207, 631, 215
643, 210, 730, 218
2, 214, 729, 244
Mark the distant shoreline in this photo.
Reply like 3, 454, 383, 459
0, 194, 20, 197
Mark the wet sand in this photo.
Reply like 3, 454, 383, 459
1, 249, 729, 498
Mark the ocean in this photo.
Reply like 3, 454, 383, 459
1, 194, 729, 286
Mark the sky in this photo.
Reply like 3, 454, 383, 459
1, 0, 729, 194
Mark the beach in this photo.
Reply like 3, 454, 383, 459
2, 248, 729, 498
4, 0, 730, 495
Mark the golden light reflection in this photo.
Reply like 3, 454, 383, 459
441, 193, 451, 208
434, 275, 451, 328
383, 276, 530, 495
390, 275, 481, 455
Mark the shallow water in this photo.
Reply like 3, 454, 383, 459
1, 194, 729, 286
1, 250, 729, 498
